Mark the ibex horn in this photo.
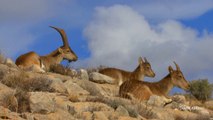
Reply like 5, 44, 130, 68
174, 61, 180, 71
50, 26, 69, 47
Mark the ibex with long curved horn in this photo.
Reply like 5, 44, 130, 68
15, 26, 78, 72
99, 57, 155, 86
119, 62, 190, 101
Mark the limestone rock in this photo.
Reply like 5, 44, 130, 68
190, 106, 210, 116
147, 95, 172, 107
76, 80, 103, 96
49, 78, 67, 93
116, 105, 129, 117
172, 95, 187, 104
79, 69, 89, 80
64, 80, 89, 96
29, 92, 56, 114
89, 72, 114, 84
118, 116, 139, 120
0, 83, 18, 111
94, 111, 109, 120
4, 58, 17, 68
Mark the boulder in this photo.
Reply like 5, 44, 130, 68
49, 78, 67, 93
79, 69, 89, 80
148, 108, 175, 120
23, 110, 75, 120
76, 80, 104, 97
89, 72, 114, 84
116, 105, 129, 117
0, 83, 18, 111
190, 106, 210, 116
147, 95, 172, 107
64, 80, 89, 96
172, 95, 187, 104
29, 92, 56, 114
118, 116, 139, 120
4, 58, 17, 68
93, 111, 108, 120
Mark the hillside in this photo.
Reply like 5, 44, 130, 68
0, 58, 212, 120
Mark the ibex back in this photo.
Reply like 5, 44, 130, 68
119, 62, 190, 101
15, 26, 78, 72
99, 57, 155, 86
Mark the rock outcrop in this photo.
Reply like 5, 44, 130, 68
0, 62, 212, 120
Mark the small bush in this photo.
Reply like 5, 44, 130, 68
189, 79, 213, 103
0, 91, 18, 112
1, 71, 53, 92
49, 64, 77, 77
15, 89, 30, 113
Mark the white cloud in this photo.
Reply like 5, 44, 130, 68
0, 0, 71, 57
79, 5, 213, 83
131, 0, 213, 20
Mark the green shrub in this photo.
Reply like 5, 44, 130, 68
189, 79, 213, 102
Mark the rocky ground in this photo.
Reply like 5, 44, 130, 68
0, 58, 212, 120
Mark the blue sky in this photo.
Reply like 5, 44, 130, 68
0, 1, 213, 94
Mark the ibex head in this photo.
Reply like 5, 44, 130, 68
168, 62, 190, 90
138, 57, 155, 77
50, 26, 78, 62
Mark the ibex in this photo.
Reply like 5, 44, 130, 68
15, 26, 78, 72
99, 57, 155, 86
119, 62, 190, 101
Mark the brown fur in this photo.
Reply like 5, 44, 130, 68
15, 26, 78, 72
99, 57, 155, 85
119, 62, 190, 101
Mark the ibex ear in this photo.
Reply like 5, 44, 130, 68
168, 66, 174, 73
138, 57, 144, 64
58, 48, 63, 53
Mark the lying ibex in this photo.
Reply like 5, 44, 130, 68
119, 62, 190, 101
15, 26, 78, 72
99, 57, 155, 86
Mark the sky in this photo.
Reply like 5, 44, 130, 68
0, 0, 213, 94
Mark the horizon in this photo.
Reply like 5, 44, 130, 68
0, 1, 213, 94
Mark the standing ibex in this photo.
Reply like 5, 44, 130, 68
119, 62, 190, 101
99, 57, 155, 86
15, 26, 78, 72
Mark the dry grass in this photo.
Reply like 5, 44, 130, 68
15, 89, 30, 113
0, 91, 18, 112
0, 71, 54, 113
85, 96, 145, 118
0, 52, 5, 64
86, 65, 107, 75
49, 64, 77, 77
1, 71, 53, 92
204, 100, 213, 111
